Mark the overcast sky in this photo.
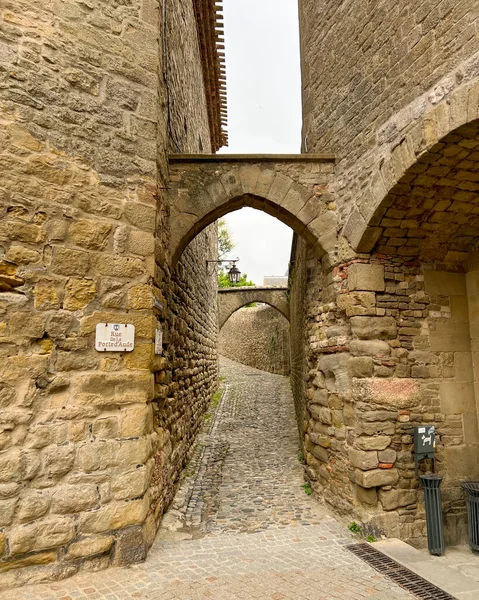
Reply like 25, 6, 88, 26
219, 0, 301, 285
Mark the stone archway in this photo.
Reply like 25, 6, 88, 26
218, 286, 289, 329
167, 154, 336, 266
342, 80, 479, 253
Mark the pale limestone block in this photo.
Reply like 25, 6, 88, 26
467, 294, 479, 325
379, 489, 416, 511
355, 484, 377, 506
78, 497, 149, 534
463, 413, 479, 444
355, 435, 391, 451
350, 340, 391, 357
348, 263, 385, 292
52, 485, 99, 514
65, 536, 114, 561
355, 468, 399, 488
450, 296, 469, 323
429, 321, 471, 352
439, 381, 476, 414
348, 448, 378, 470
111, 468, 149, 501
424, 270, 466, 296
9, 516, 75, 555
454, 352, 473, 382
17, 491, 50, 523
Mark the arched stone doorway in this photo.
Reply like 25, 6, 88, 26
167, 154, 336, 266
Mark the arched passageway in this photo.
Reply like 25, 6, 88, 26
219, 303, 291, 376
218, 286, 289, 329
167, 154, 336, 266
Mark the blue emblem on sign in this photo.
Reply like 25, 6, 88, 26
114, 324, 120, 331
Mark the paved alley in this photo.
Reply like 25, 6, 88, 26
0, 358, 413, 600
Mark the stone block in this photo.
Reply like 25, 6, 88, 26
78, 497, 149, 534
311, 444, 329, 463
350, 340, 391, 357
120, 405, 152, 437
128, 230, 155, 256
348, 448, 378, 470
318, 353, 350, 394
378, 448, 397, 463
124, 203, 156, 231
0, 449, 23, 483
65, 536, 114, 561
379, 489, 417, 511
75, 372, 154, 405
348, 263, 385, 292
429, 322, 471, 352
348, 356, 373, 378
112, 525, 148, 566
439, 381, 476, 414
52, 485, 99, 514
463, 412, 479, 444
92, 417, 119, 439
424, 270, 466, 296
310, 389, 328, 406
69, 220, 111, 250
52, 247, 90, 277
450, 296, 469, 323
354, 468, 399, 488
111, 469, 149, 500
93, 255, 145, 278
355, 436, 391, 451
63, 278, 96, 310
0, 551, 57, 573
337, 291, 376, 316
5, 245, 40, 264
17, 491, 50, 523
0, 498, 17, 526
126, 284, 153, 310
9, 517, 75, 554
350, 316, 397, 340
9, 312, 46, 339
355, 484, 377, 506
309, 405, 332, 425
352, 378, 420, 409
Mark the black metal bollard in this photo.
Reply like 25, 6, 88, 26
460, 481, 479, 553
420, 474, 445, 556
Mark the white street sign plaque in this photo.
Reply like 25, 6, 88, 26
155, 327, 163, 355
95, 323, 135, 352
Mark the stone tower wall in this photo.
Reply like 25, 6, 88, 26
218, 305, 290, 376
0, 0, 218, 587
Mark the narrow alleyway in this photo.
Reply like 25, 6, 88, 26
0, 359, 413, 600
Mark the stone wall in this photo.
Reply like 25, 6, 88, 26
219, 305, 290, 376
299, 0, 479, 234
293, 253, 479, 546
0, 0, 219, 587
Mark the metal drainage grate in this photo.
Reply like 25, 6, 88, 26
346, 543, 456, 600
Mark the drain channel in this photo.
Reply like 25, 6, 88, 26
346, 543, 456, 600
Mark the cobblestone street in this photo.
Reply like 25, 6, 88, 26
0, 358, 413, 600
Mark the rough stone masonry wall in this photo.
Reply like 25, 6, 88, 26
0, 0, 218, 588
297, 255, 479, 547
219, 305, 290, 376
299, 0, 479, 225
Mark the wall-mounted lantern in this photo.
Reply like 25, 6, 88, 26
206, 259, 241, 285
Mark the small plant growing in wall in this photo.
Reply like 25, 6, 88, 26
348, 521, 361, 535
298, 450, 305, 464
302, 482, 313, 495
